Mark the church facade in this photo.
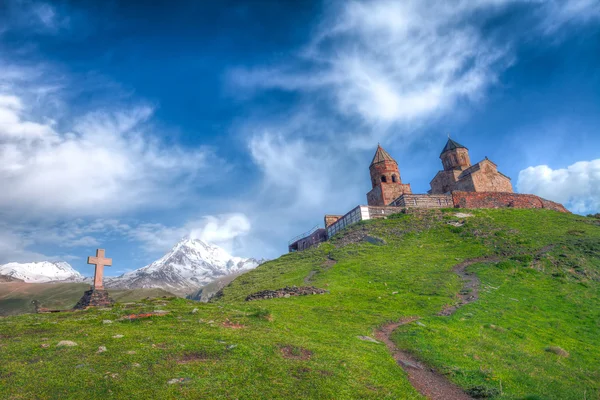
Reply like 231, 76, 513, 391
367, 138, 513, 207
429, 139, 513, 195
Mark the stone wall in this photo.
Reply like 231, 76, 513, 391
367, 206, 405, 218
391, 194, 452, 208
324, 215, 343, 228
451, 191, 569, 213
468, 161, 513, 192
367, 183, 412, 206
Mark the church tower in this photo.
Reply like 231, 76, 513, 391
366, 145, 412, 206
440, 138, 471, 171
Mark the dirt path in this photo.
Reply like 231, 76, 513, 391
375, 317, 473, 400
438, 256, 502, 316
377, 246, 556, 399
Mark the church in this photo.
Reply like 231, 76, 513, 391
288, 138, 566, 252
367, 138, 513, 207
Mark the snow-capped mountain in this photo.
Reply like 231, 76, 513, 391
0, 261, 83, 283
106, 238, 260, 295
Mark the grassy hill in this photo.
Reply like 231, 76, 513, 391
0, 209, 598, 399
0, 282, 175, 316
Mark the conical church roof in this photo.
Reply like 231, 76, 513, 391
440, 138, 467, 155
370, 145, 397, 166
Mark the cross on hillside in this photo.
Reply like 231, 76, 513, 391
87, 249, 112, 290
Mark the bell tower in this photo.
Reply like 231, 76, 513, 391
366, 145, 411, 206
440, 138, 471, 171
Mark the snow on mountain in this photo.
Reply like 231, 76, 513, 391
0, 261, 83, 283
106, 238, 260, 295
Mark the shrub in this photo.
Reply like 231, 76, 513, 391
466, 385, 500, 398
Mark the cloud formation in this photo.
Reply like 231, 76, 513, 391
0, 91, 219, 217
517, 159, 600, 214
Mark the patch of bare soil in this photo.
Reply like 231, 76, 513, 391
303, 270, 318, 284
222, 319, 245, 329
375, 317, 473, 400
176, 351, 220, 364
279, 345, 312, 360
438, 256, 501, 316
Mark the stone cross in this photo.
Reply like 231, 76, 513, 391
87, 249, 112, 290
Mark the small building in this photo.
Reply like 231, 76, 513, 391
429, 139, 513, 194
288, 226, 327, 252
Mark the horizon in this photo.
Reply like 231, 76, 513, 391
1, 0, 599, 276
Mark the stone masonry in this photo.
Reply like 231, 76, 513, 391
451, 191, 568, 212
430, 139, 513, 194
367, 145, 412, 206
288, 139, 568, 252
73, 289, 114, 309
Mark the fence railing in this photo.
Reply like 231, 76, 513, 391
288, 225, 321, 245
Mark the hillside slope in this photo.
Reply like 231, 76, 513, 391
0, 209, 598, 399
0, 282, 176, 316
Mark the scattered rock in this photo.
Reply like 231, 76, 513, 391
246, 286, 328, 301
167, 378, 191, 385
41, 343, 50, 348
364, 235, 386, 246
227, 344, 237, 350
102, 320, 113, 324
447, 221, 465, 227
132, 363, 141, 368
191, 308, 198, 314
392, 291, 398, 295
112, 334, 124, 339
153, 310, 169, 315
56, 340, 77, 347
545, 346, 569, 357
357, 336, 380, 344
454, 213, 473, 218
222, 319, 245, 329
415, 321, 426, 327
97, 346, 107, 354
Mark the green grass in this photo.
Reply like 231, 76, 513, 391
0, 209, 599, 399
0, 282, 175, 316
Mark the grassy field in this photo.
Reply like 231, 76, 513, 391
0, 282, 175, 316
0, 209, 598, 399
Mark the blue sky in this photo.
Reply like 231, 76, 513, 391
1, 0, 599, 276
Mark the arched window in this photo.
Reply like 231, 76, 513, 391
392, 174, 397, 183
381, 175, 387, 183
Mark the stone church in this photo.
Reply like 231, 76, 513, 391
429, 138, 513, 194
367, 138, 512, 206
288, 137, 566, 252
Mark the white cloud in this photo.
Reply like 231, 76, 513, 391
0, 92, 220, 217
517, 159, 600, 214
231, 0, 600, 130
127, 214, 252, 256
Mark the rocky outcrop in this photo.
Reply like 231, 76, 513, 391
73, 289, 114, 309
245, 286, 328, 301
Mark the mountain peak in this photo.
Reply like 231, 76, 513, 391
0, 261, 82, 283
107, 238, 260, 296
